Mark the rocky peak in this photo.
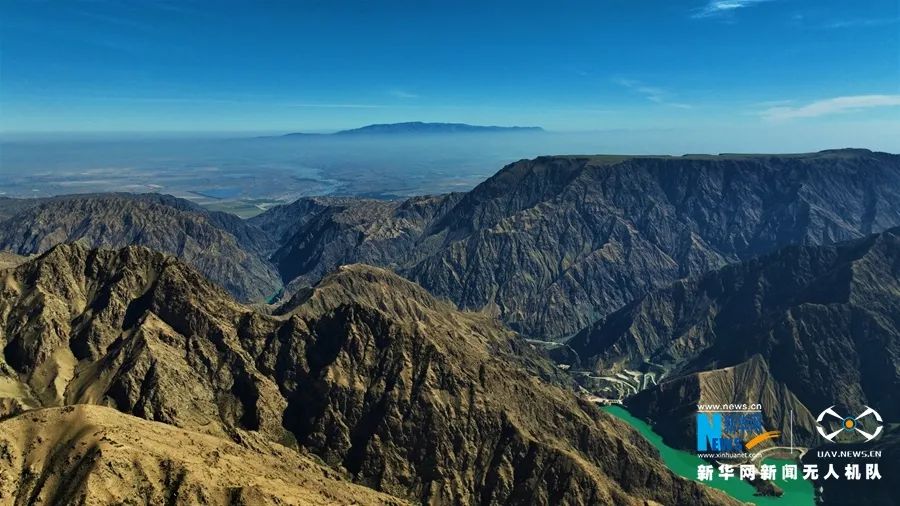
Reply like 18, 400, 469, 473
0, 193, 281, 302
0, 245, 736, 505
569, 227, 900, 449
257, 150, 900, 340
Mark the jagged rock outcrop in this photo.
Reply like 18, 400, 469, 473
251, 194, 462, 289
570, 227, 900, 449
0, 252, 26, 270
257, 149, 900, 339
0, 244, 737, 505
0, 193, 280, 302
0, 404, 407, 505
0, 244, 290, 439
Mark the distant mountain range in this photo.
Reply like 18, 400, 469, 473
252, 149, 900, 340
0, 193, 281, 302
2, 149, 898, 341
277, 121, 545, 137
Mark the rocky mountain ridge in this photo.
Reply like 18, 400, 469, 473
0, 193, 281, 302
4, 150, 897, 343
255, 149, 900, 340
568, 226, 900, 449
0, 243, 736, 505
0, 149, 897, 505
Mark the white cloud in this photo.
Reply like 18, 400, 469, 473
692, 0, 773, 19
614, 78, 692, 109
760, 95, 900, 120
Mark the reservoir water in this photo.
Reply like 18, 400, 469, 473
603, 406, 815, 506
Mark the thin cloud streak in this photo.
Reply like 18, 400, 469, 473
389, 89, 420, 99
761, 95, 900, 120
824, 17, 900, 29
614, 78, 692, 109
692, 0, 773, 19
286, 103, 390, 109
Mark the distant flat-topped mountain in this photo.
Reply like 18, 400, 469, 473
336, 122, 545, 135
280, 121, 544, 137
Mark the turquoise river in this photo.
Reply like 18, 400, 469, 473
603, 406, 816, 506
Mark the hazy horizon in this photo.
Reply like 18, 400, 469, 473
4, 121, 899, 152
3, 127, 897, 219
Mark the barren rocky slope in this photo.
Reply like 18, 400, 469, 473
569, 227, 900, 449
255, 149, 900, 340
0, 244, 737, 505
0, 193, 280, 302
6, 150, 897, 344
0, 404, 406, 505
0, 252, 27, 270
0, 196, 43, 221
253, 194, 462, 289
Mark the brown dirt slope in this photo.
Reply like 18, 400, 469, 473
0, 252, 27, 270
0, 404, 406, 506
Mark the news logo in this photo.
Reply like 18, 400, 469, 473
695, 404, 776, 457
816, 405, 883, 443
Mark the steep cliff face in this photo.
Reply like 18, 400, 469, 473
252, 194, 461, 289
0, 244, 288, 440
0, 193, 280, 302
569, 227, 900, 448
0, 405, 407, 506
258, 150, 900, 339
625, 356, 819, 448
0, 244, 737, 505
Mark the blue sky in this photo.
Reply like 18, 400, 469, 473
1, 0, 899, 141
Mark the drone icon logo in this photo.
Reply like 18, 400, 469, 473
816, 405, 883, 443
